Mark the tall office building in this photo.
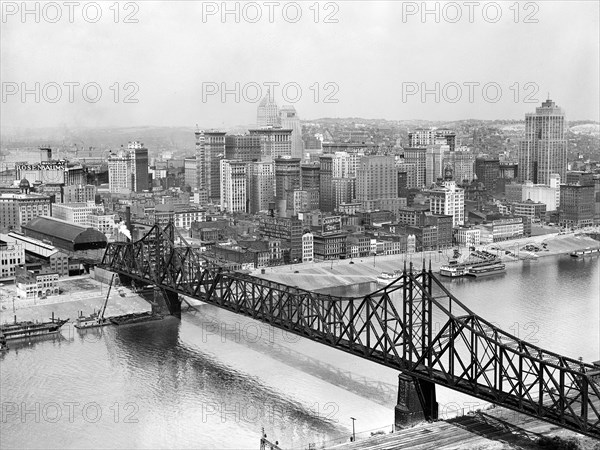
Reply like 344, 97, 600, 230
108, 150, 133, 193
402, 148, 427, 187
248, 127, 292, 160
203, 131, 226, 204
191, 128, 208, 203
247, 161, 275, 214
279, 105, 304, 159
274, 157, 301, 215
184, 157, 198, 190
559, 181, 594, 227
257, 89, 279, 127
408, 128, 437, 147
274, 157, 301, 200
63, 184, 96, 204
0, 193, 52, 232
300, 163, 320, 190
220, 160, 247, 213
319, 155, 334, 212
435, 129, 457, 152
475, 157, 500, 191
127, 141, 149, 192
425, 145, 447, 186
396, 162, 417, 189
444, 148, 474, 184
408, 128, 456, 151
518, 99, 567, 184
356, 155, 398, 211
225, 134, 262, 162
332, 178, 355, 211
427, 181, 465, 226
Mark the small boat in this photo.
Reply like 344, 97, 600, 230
110, 312, 163, 326
467, 263, 506, 277
74, 311, 112, 329
0, 312, 69, 340
376, 272, 397, 284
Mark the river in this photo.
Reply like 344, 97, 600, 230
1, 254, 598, 449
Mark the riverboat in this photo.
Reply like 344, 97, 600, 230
440, 251, 503, 278
439, 261, 470, 277
0, 313, 69, 340
466, 263, 506, 277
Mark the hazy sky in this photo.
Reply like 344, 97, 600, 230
1, 1, 599, 129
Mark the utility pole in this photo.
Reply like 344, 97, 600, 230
350, 417, 356, 442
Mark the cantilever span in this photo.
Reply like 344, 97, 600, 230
101, 222, 600, 439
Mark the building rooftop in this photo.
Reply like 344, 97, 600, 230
22, 216, 107, 251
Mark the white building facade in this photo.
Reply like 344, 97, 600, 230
427, 181, 465, 227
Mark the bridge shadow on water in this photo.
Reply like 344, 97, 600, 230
103, 315, 349, 446
183, 304, 399, 409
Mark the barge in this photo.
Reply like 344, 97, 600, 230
110, 312, 163, 326
570, 248, 600, 257
466, 262, 506, 277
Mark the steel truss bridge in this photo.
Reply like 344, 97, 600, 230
101, 223, 600, 439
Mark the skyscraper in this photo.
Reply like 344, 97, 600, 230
108, 150, 132, 193
356, 155, 398, 211
319, 155, 334, 212
518, 99, 567, 185
225, 134, 261, 162
127, 141, 149, 192
203, 131, 226, 204
220, 160, 247, 213
248, 127, 292, 160
475, 157, 500, 191
402, 148, 427, 187
425, 145, 447, 186
247, 161, 275, 214
279, 105, 304, 158
257, 89, 279, 127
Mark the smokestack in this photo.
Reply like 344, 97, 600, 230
125, 206, 132, 242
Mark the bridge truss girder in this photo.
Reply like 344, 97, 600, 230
101, 222, 600, 439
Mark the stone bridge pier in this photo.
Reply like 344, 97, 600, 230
395, 373, 438, 429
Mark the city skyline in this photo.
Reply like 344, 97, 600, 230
1, 1, 599, 131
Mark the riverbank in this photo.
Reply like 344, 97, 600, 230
0, 275, 150, 324
252, 231, 600, 291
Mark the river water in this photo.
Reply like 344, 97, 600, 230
1, 254, 598, 449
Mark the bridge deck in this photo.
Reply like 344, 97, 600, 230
102, 222, 600, 440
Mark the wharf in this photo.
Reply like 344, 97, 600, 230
324, 405, 599, 450
253, 233, 600, 292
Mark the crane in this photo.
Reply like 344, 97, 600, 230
74, 274, 115, 329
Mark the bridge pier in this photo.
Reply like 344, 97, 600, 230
394, 373, 438, 429
151, 287, 181, 317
